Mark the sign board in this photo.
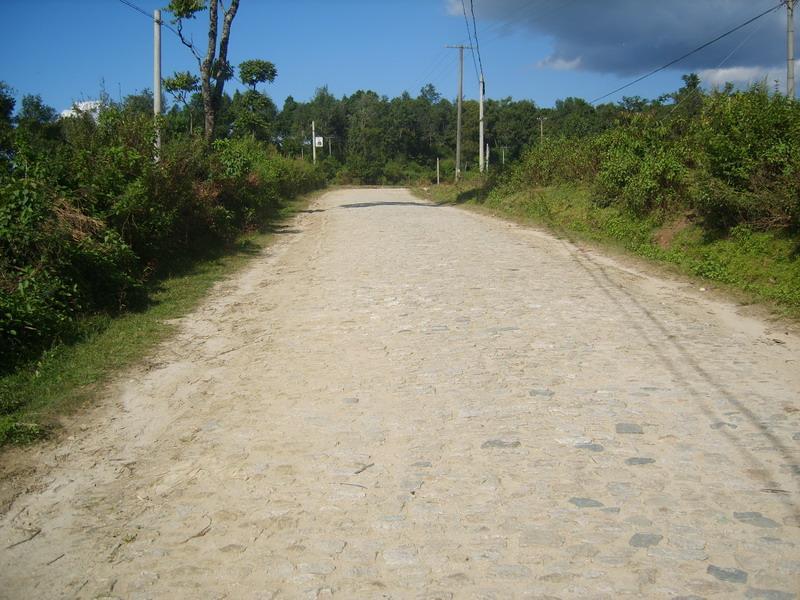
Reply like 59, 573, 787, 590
315, 136, 324, 148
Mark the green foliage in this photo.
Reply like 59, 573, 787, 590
495, 81, 800, 233
230, 89, 277, 141
164, 71, 200, 107
239, 60, 277, 90
0, 87, 325, 378
166, 0, 206, 20
0, 177, 143, 371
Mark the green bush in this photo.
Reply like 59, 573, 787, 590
0, 177, 143, 371
1, 93, 325, 374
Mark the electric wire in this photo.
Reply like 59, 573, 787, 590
590, 1, 785, 104
412, 48, 451, 94
460, 0, 481, 82
116, 0, 181, 37
469, 0, 484, 80
668, 12, 771, 114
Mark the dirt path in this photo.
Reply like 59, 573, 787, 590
1, 188, 799, 599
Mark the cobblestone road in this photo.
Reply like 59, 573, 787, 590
1, 188, 799, 599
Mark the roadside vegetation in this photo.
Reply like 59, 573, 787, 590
0, 92, 323, 444
3, 15, 799, 447
421, 77, 800, 318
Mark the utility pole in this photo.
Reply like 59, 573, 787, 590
788, 0, 795, 98
328, 137, 332, 157
436, 157, 440, 185
153, 9, 162, 155
311, 120, 317, 165
479, 75, 485, 173
446, 45, 471, 182
485, 144, 489, 173
538, 116, 547, 142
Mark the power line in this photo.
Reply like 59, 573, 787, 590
469, 0, 484, 79
116, 0, 180, 37
591, 1, 785, 104
669, 12, 770, 115
460, 0, 480, 83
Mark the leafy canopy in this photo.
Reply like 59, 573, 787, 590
239, 60, 277, 90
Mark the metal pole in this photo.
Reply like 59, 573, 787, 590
479, 75, 485, 173
153, 9, 162, 155
328, 137, 332, 157
789, 0, 795, 98
456, 46, 463, 182
486, 144, 489, 173
436, 157, 440, 185
502, 147, 505, 165
312, 120, 316, 165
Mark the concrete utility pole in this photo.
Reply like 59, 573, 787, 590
485, 144, 489, 173
446, 45, 471, 182
436, 157, 440, 185
789, 0, 795, 98
538, 116, 547, 142
153, 9, 162, 155
479, 75, 485, 173
311, 120, 317, 165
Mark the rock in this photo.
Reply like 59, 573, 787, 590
382, 546, 419, 567
616, 423, 643, 434
569, 497, 604, 508
745, 588, 797, 600
625, 457, 655, 465
575, 442, 604, 452
481, 439, 521, 449
298, 562, 336, 575
519, 528, 564, 547
629, 533, 663, 548
489, 564, 532, 578
734, 512, 780, 528
529, 388, 555, 398
707, 565, 748, 583
648, 546, 708, 561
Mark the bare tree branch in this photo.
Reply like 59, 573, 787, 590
175, 21, 202, 63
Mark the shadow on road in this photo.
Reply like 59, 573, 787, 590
567, 244, 800, 519
339, 201, 440, 209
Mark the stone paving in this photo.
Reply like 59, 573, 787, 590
1, 188, 798, 599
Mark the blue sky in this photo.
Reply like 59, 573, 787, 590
1, 0, 792, 113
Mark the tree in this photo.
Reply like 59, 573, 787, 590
167, 0, 240, 142
239, 60, 277, 90
164, 71, 200, 134
419, 83, 441, 104
0, 82, 15, 170
231, 90, 277, 141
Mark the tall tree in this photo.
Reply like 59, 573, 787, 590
167, 0, 240, 142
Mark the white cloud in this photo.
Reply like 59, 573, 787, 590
698, 66, 768, 86
536, 56, 582, 71
698, 64, 799, 90
60, 100, 101, 119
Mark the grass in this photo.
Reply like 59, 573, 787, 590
417, 178, 800, 320
0, 192, 320, 446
